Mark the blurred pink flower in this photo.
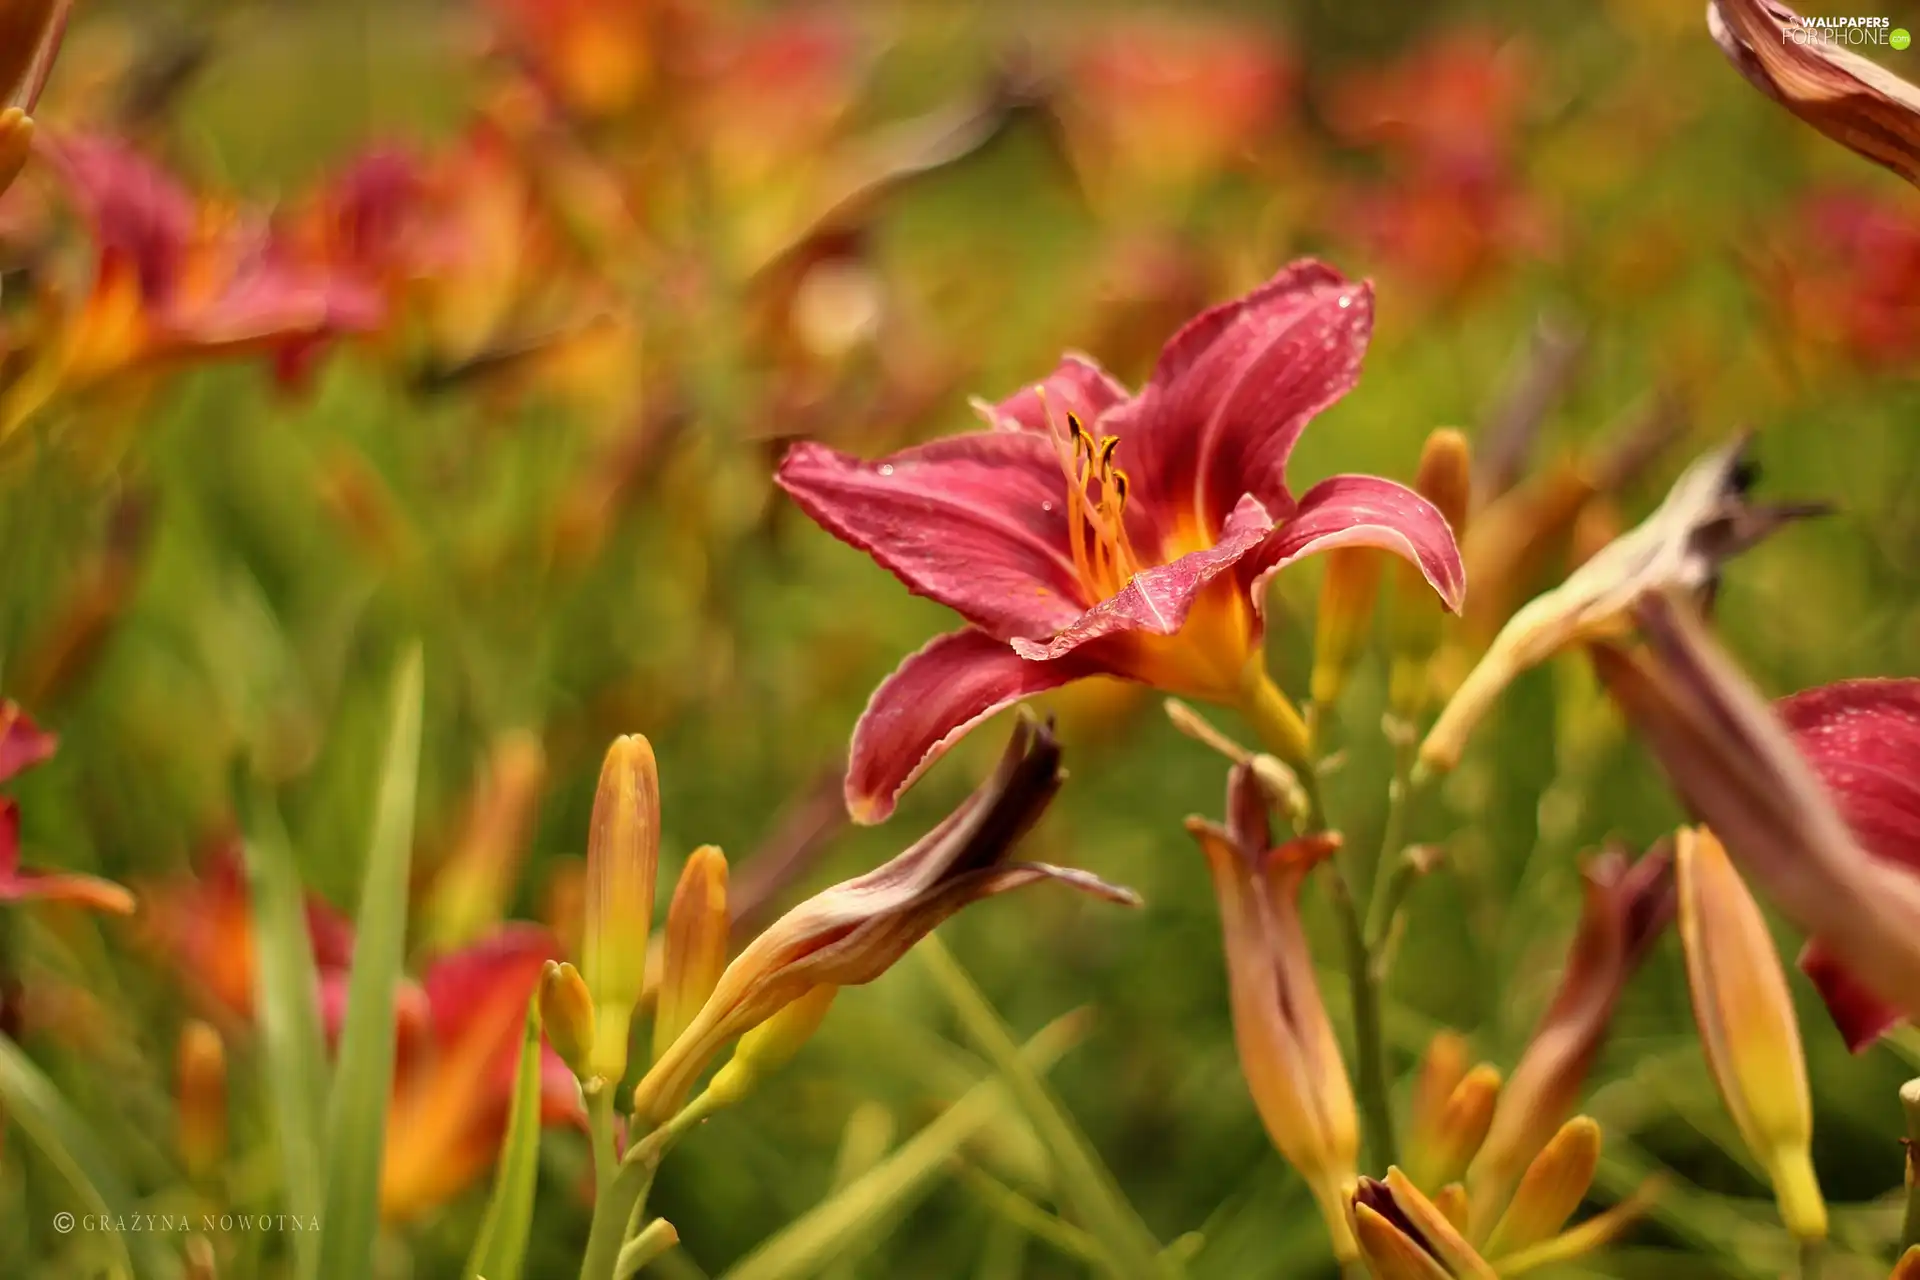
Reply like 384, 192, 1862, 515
0, 702, 131, 914
39, 134, 383, 384
778, 261, 1464, 822
1752, 192, 1920, 369
1324, 32, 1550, 295
1061, 13, 1293, 201
1778, 678, 1920, 1049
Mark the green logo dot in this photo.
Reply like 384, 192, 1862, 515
1894, 27, 1912, 49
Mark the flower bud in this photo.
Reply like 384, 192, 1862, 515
582, 734, 661, 1083
1483, 1115, 1600, 1259
1390, 428, 1472, 720
705, 984, 838, 1108
1895, 1246, 1920, 1280
176, 1019, 227, 1181
1351, 1169, 1497, 1279
1408, 1064, 1501, 1191
1311, 548, 1383, 710
653, 845, 730, 1065
1409, 1031, 1470, 1148
1677, 826, 1826, 1242
539, 960, 596, 1083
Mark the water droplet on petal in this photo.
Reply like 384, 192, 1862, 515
878, 464, 895, 476
1337, 295, 1352, 309
1041, 501, 1054, 512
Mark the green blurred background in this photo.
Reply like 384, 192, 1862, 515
4, 0, 1920, 1276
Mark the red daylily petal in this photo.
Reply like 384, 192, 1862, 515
1112, 260, 1372, 537
847, 628, 1096, 824
0, 801, 134, 913
418, 924, 561, 1055
1779, 678, 1920, 874
1247, 475, 1466, 614
0, 703, 56, 782
1010, 493, 1276, 661
1778, 678, 1920, 1045
1799, 937, 1905, 1051
158, 253, 386, 356
778, 436, 1089, 641
971, 353, 1132, 434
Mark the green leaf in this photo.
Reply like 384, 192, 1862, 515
238, 783, 330, 1280
464, 992, 547, 1280
316, 645, 425, 1280
917, 935, 1175, 1280
719, 1008, 1087, 1280
0, 1033, 173, 1279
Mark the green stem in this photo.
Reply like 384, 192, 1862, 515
1362, 735, 1417, 948
580, 1091, 730, 1280
1798, 1239, 1823, 1280
588, 1079, 618, 1207
615, 1218, 681, 1280
1240, 661, 1398, 1175
1901, 1079, 1920, 1251
581, 1157, 659, 1280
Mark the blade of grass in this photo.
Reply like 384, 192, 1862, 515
917, 935, 1175, 1280
0, 1033, 172, 1278
316, 645, 425, 1280
719, 1009, 1088, 1280
465, 993, 546, 1280
238, 782, 329, 1280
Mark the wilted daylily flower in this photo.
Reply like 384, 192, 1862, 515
1593, 594, 1920, 1045
1709, 0, 1920, 188
1422, 435, 1820, 773
0, 702, 133, 914
1675, 826, 1826, 1242
1776, 678, 1920, 1049
779, 261, 1465, 822
632, 719, 1138, 1122
1467, 844, 1673, 1227
1188, 762, 1358, 1261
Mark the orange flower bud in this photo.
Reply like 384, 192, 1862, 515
1407, 1064, 1501, 1191
175, 1019, 227, 1182
1677, 827, 1826, 1241
1483, 1115, 1601, 1258
1895, 1246, 1920, 1280
1409, 1031, 1471, 1150
653, 845, 730, 1065
1389, 428, 1473, 720
539, 960, 596, 1083
1312, 548, 1384, 710
582, 734, 661, 1083
705, 984, 838, 1108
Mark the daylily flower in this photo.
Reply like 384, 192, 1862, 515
1675, 826, 1826, 1242
486, 0, 658, 121
1593, 594, 1920, 1050
1188, 762, 1358, 1262
1709, 0, 1920, 188
632, 719, 1138, 1122
1776, 678, 1920, 1049
44, 134, 383, 377
1422, 435, 1821, 773
1750, 192, 1920, 371
379, 925, 583, 1221
778, 261, 1465, 822
1467, 844, 1673, 1227
0, 702, 133, 914
140, 843, 582, 1219
1055, 12, 1293, 212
